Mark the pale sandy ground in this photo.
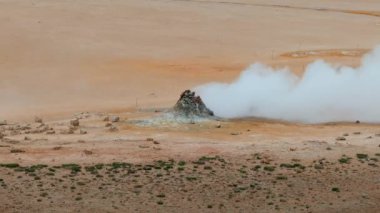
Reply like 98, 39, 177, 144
1, 0, 380, 212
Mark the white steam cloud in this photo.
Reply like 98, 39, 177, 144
195, 46, 380, 123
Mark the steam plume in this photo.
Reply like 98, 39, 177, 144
195, 46, 380, 123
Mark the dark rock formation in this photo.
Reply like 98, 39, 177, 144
173, 90, 214, 117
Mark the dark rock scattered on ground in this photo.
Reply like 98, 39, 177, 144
34, 117, 43, 124
110, 116, 120, 123
336, 137, 346, 141
70, 119, 80, 127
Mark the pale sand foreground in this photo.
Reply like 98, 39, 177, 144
1, 0, 380, 212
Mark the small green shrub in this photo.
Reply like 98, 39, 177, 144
338, 156, 352, 164
186, 176, 197, 181
0, 163, 20, 168
276, 175, 287, 180
356, 154, 368, 159
178, 161, 186, 166
156, 194, 165, 198
62, 164, 81, 173
264, 166, 275, 172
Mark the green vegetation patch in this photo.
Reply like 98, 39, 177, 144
62, 164, 81, 173
85, 166, 97, 173
0, 163, 20, 168
276, 175, 288, 180
253, 165, 261, 171
263, 166, 276, 172
156, 194, 166, 198
192, 156, 224, 165
280, 163, 305, 169
356, 154, 368, 160
338, 155, 352, 164
178, 161, 186, 166
186, 176, 197, 181
95, 164, 104, 170
155, 160, 174, 171
110, 162, 131, 170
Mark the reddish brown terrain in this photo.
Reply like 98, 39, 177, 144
1, 0, 380, 212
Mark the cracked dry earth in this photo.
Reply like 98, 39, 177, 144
0, 111, 380, 213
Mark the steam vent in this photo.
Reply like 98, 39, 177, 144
173, 90, 214, 118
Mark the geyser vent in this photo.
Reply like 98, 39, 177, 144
173, 90, 214, 118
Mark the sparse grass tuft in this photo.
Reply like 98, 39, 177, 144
186, 176, 197, 181
263, 166, 275, 172
10, 149, 25, 153
40, 192, 48, 197
192, 156, 222, 165
95, 164, 104, 170
85, 166, 97, 174
280, 163, 305, 169
204, 166, 212, 170
276, 175, 287, 180
156, 194, 165, 198
356, 154, 368, 159
0, 163, 20, 168
253, 165, 261, 171
62, 164, 81, 173
110, 162, 131, 170
338, 156, 352, 164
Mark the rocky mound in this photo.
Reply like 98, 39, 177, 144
173, 90, 214, 118
131, 90, 214, 126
